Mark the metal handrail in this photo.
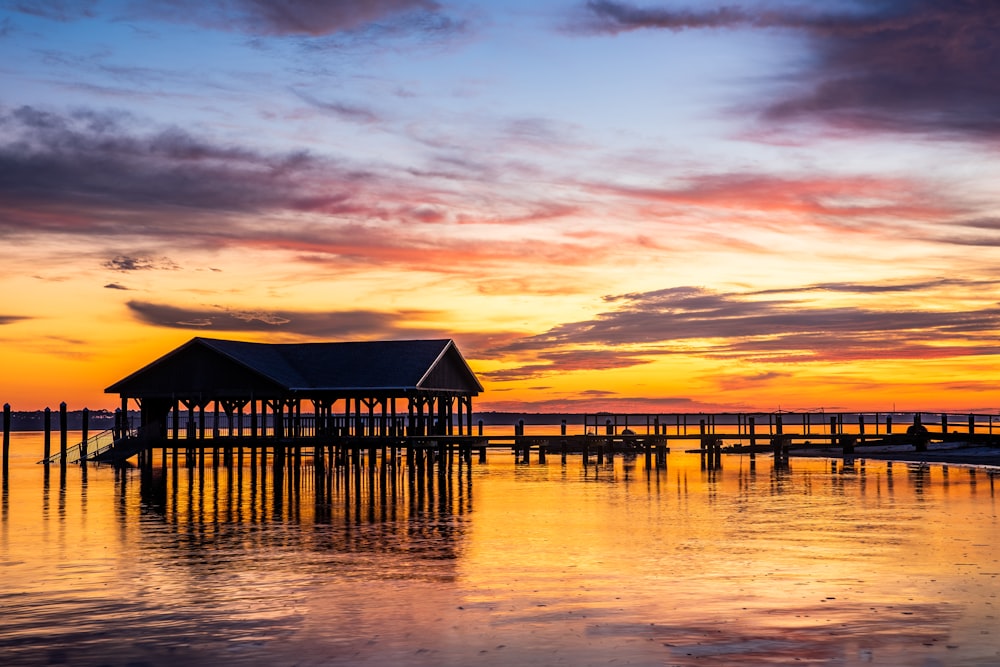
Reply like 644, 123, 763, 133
37, 425, 137, 464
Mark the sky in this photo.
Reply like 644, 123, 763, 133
1, 0, 999, 414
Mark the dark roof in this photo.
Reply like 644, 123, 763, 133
106, 337, 483, 398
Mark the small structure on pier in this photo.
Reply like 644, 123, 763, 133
105, 337, 483, 442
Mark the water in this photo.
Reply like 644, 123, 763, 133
1, 433, 998, 666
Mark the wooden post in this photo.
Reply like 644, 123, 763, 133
43, 407, 52, 463
561, 419, 567, 436
857, 414, 865, 444
2, 403, 10, 479
59, 402, 68, 466
771, 435, 787, 466
968, 414, 975, 435
749, 416, 756, 450
941, 413, 948, 434
886, 415, 892, 434
80, 407, 89, 459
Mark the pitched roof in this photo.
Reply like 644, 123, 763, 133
106, 337, 483, 396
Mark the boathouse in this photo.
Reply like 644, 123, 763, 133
105, 337, 483, 442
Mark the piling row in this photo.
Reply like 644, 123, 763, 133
3, 405, 999, 484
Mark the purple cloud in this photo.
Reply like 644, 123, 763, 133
0, 105, 363, 238
9, 0, 446, 36
579, 1, 1000, 137
125, 300, 442, 339
491, 281, 1000, 378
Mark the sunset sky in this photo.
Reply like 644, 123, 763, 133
2, 0, 999, 413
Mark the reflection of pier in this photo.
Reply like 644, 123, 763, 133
134, 441, 473, 533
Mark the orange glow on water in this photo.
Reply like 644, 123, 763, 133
1, 434, 997, 665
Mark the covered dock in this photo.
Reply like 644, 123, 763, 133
99, 337, 483, 464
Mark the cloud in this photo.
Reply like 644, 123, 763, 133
125, 300, 441, 338
577, 1, 760, 33
0, 315, 29, 325
103, 255, 179, 271
492, 281, 1000, 376
221, 0, 442, 36
0, 106, 339, 232
481, 349, 653, 381
103, 283, 130, 290
0, 106, 601, 277
290, 88, 381, 124
938, 217, 1000, 247
578, 1, 1000, 138
8, 0, 447, 37
482, 394, 702, 413
6, 0, 99, 22
589, 172, 953, 223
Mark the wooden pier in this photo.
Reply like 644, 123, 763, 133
4, 338, 996, 483
4, 401, 1000, 485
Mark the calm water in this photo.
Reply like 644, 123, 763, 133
1, 433, 998, 666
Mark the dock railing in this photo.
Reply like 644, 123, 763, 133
583, 411, 998, 441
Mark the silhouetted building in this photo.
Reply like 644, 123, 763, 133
105, 337, 482, 440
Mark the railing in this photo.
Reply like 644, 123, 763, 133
164, 413, 453, 440
583, 412, 999, 438
38, 426, 130, 464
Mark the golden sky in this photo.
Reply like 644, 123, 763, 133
1, 1, 999, 412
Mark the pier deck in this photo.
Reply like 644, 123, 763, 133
16, 407, 1000, 469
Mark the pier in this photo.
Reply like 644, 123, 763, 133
1, 339, 998, 479
4, 403, 998, 474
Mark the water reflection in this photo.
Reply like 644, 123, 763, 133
3, 435, 999, 666
124, 450, 474, 571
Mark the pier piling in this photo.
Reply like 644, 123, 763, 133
43, 407, 51, 464
2, 403, 10, 480
59, 402, 68, 470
